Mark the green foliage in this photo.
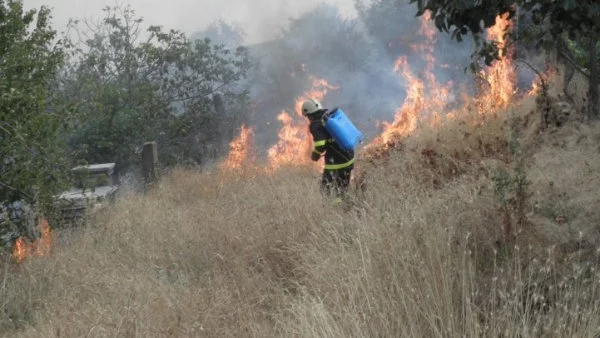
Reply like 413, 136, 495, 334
409, 0, 600, 65
409, 0, 515, 66
565, 38, 600, 71
0, 0, 70, 240
59, 5, 251, 170
405, 0, 600, 117
493, 117, 531, 242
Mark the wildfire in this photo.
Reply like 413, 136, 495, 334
479, 13, 516, 110
12, 217, 53, 263
528, 81, 540, 97
293, 76, 339, 118
222, 11, 538, 173
378, 56, 424, 144
372, 11, 454, 147
267, 111, 313, 170
221, 124, 255, 171
366, 10, 528, 153
527, 67, 556, 97
268, 76, 338, 171
220, 76, 338, 172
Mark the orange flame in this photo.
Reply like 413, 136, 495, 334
12, 217, 53, 263
220, 76, 338, 172
293, 76, 339, 118
379, 56, 424, 144
221, 124, 255, 170
366, 11, 526, 153
371, 11, 453, 147
268, 76, 338, 171
267, 111, 313, 170
222, 13, 537, 170
479, 13, 516, 110
528, 81, 540, 97
527, 67, 556, 97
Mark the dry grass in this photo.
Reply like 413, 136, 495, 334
2, 90, 600, 337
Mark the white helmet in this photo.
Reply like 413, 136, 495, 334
301, 98, 325, 116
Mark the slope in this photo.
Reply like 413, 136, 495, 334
1, 70, 600, 337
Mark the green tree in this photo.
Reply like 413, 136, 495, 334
0, 0, 69, 241
60, 5, 251, 171
408, 0, 600, 117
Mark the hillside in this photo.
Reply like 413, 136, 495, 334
1, 66, 600, 336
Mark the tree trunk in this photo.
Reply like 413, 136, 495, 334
589, 37, 599, 119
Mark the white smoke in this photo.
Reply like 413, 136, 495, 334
22, 0, 537, 153
23, 0, 357, 44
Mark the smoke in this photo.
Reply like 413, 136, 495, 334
193, 1, 478, 151
24, 0, 356, 45
26, 0, 539, 158
216, 1, 540, 154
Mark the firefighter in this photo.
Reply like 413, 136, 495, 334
301, 98, 355, 199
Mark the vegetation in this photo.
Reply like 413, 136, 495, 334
60, 5, 252, 170
1, 2, 251, 245
0, 0, 70, 240
564, 38, 600, 74
2, 0, 600, 336
2, 79, 600, 335
406, 0, 600, 116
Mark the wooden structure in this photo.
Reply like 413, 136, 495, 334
142, 141, 159, 189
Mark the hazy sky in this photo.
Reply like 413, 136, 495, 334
23, 0, 357, 44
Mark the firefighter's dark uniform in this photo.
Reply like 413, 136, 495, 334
308, 110, 355, 197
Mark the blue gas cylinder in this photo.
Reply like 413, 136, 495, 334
323, 108, 363, 152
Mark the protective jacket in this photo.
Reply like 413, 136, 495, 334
308, 111, 355, 171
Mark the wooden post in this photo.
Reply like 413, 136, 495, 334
142, 141, 158, 189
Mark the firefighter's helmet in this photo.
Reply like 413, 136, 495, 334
301, 98, 325, 116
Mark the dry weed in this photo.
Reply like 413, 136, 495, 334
2, 91, 600, 337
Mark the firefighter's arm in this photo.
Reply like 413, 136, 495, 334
311, 139, 326, 161
310, 124, 328, 161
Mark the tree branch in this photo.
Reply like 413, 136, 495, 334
0, 181, 33, 202
515, 58, 548, 92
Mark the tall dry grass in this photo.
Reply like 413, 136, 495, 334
2, 94, 600, 337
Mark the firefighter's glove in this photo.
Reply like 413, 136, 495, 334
311, 151, 321, 162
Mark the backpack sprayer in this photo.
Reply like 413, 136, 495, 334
322, 108, 364, 152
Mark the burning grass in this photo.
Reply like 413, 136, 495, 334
11, 218, 53, 264
2, 88, 600, 336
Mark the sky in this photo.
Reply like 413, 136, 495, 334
23, 0, 357, 44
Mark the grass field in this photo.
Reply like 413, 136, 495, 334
2, 82, 600, 337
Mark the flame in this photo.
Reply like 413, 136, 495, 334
221, 124, 255, 170
528, 81, 540, 97
293, 76, 339, 118
12, 217, 53, 263
268, 76, 338, 171
222, 12, 535, 171
527, 67, 556, 97
267, 111, 313, 170
419, 10, 437, 41
379, 56, 424, 144
220, 76, 337, 172
370, 11, 453, 147
366, 11, 525, 154
479, 13, 516, 110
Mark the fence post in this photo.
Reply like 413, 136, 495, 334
142, 141, 158, 189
